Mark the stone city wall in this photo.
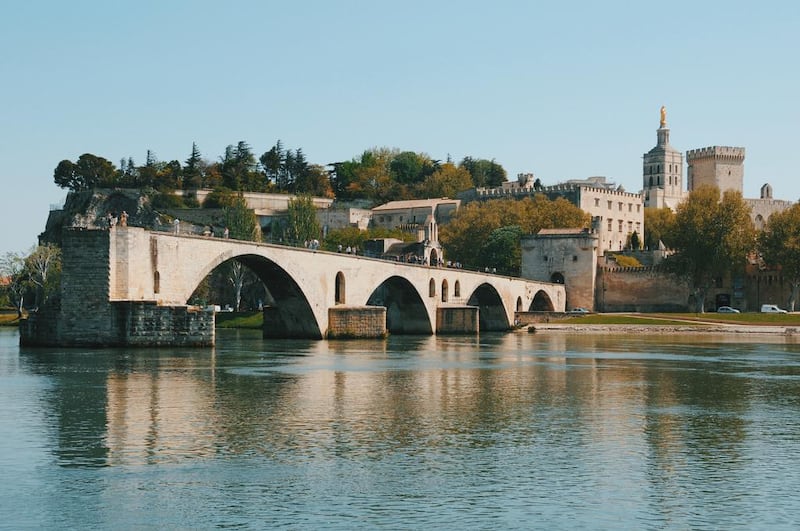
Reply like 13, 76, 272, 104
597, 266, 690, 312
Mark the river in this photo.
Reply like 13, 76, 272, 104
2, 327, 800, 529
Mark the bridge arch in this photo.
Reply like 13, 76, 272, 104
367, 275, 432, 335
467, 283, 509, 332
194, 253, 322, 339
530, 290, 555, 311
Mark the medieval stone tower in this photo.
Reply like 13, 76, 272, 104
643, 106, 684, 209
685, 145, 745, 194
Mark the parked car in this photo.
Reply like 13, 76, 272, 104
760, 304, 788, 314
568, 307, 591, 314
716, 306, 740, 313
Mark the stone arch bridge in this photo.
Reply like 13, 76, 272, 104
21, 227, 565, 347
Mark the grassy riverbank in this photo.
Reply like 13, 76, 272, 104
214, 311, 263, 329
561, 312, 800, 326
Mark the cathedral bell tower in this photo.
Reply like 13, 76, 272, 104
642, 106, 684, 210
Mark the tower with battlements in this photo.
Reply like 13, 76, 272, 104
643, 106, 684, 209
685, 146, 745, 194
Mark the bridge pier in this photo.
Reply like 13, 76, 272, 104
436, 306, 479, 334
326, 306, 387, 339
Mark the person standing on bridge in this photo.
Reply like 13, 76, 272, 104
223, 227, 229, 238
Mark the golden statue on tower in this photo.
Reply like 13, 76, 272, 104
660, 105, 667, 128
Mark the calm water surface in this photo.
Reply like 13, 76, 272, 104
2, 327, 800, 529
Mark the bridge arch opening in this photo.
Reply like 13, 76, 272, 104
190, 254, 322, 339
335, 272, 345, 304
550, 272, 565, 284
441, 279, 449, 302
467, 283, 509, 332
530, 290, 555, 311
367, 276, 432, 335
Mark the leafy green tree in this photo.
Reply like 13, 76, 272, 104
440, 196, 589, 269
629, 230, 641, 251
344, 148, 399, 203
759, 202, 800, 310
183, 142, 203, 190
224, 194, 261, 241
284, 195, 320, 245
479, 225, 524, 275
664, 186, 755, 312
53, 153, 117, 191
417, 162, 473, 198
322, 226, 415, 253
643, 207, 675, 250
260, 140, 284, 189
221, 141, 259, 191
24, 244, 61, 307
295, 164, 334, 198
390, 151, 436, 188
202, 188, 238, 209
459, 157, 507, 188
0, 251, 27, 316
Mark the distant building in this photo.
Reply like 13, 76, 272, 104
462, 173, 643, 255
370, 198, 460, 266
642, 107, 792, 227
642, 106, 684, 210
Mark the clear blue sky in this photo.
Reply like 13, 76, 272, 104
2, 0, 799, 255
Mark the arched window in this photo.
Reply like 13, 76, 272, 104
441, 279, 449, 302
516, 297, 523, 312
454, 280, 461, 298
335, 272, 345, 304
429, 278, 436, 297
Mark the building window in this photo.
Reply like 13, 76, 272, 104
607, 201, 612, 209
572, 255, 578, 262
429, 278, 436, 297
618, 220, 623, 232
594, 198, 600, 207
637, 204, 641, 212
628, 203, 632, 212
441, 279, 449, 302
335, 272, 346, 304
543, 255, 548, 262
618, 202, 623, 211
454, 280, 461, 298
607, 219, 612, 231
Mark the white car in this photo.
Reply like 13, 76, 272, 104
568, 307, 591, 314
716, 306, 740, 313
760, 304, 788, 314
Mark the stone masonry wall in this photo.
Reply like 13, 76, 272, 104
597, 267, 690, 312
327, 306, 387, 339
114, 302, 214, 346
436, 307, 479, 334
